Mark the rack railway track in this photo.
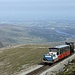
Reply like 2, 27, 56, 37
26, 65, 51, 75
26, 60, 61, 75
26, 53, 75, 75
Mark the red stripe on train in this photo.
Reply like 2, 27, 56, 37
58, 51, 70, 60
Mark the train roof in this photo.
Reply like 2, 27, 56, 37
55, 45, 69, 48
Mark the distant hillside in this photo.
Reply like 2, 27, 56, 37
0, 41, 4, 48
0, 20, 75, 46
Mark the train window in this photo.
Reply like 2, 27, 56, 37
60, 46, 70, 54
57, 51, 59, 55
60, 48, 63, 54
57, 49, 60, 55
49, 48, 58, 52
65, 46, 70, 52
60, 48, 65, 54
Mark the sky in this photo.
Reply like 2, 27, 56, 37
0, 0, 75, 21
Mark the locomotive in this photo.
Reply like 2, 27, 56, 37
43, 42, 74, 63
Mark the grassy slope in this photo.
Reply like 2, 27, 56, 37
0, 44, 49, 75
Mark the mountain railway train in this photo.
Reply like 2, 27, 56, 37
43, 42, 74, 64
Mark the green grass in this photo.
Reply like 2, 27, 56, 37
0, 44, 49, 75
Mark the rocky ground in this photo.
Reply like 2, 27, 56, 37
57, 58, 75, 75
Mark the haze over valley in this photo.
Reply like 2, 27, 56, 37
0, 19, 75, 47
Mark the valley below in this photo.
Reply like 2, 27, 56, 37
0, 19, 75, 47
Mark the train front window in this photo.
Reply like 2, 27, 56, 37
49, 48, 58, 52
